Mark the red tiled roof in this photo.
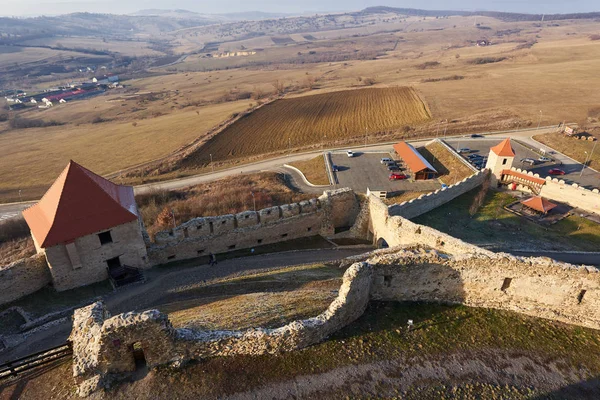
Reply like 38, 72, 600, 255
490, 138, 515, 157
22, 161, 138, 248
521, 196, 557, 213
502, 169, 547, 185
393, 142, 437, 174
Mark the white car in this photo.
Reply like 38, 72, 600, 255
380, 157, 392, 164
346, 150, 354, 157
538, 156, 551, 162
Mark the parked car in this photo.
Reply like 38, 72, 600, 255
468, 154, 482, 160
458, 148, 471, 154
538, 156, 551, 162
332, 164, 339, 172
380, 157, 393, 164
441, 184, 449, 189
471, 134, 484, 138
346, 150, 354, 157
388, 165, 400, 171
385, 160, 398, 167
389, 173, 408, 180
549, 168, 566, 175
520, 158, 537, 166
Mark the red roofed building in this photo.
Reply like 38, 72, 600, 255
521, 196, 557, 214
22, 161, 148, 291
393, 141, 438, 180
486, 138, 516, 185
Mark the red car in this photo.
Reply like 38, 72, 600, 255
389, 173, 408, 180
548, 168, 566, 176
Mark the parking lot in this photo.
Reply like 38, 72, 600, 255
445, 137, 600, 189
330, 151, 442, 194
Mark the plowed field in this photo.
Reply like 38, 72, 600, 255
183, 87, 430, 165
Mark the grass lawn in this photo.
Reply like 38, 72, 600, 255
420, 141, 475, 185
162, 263, 342, 330
0, 280, 113, 320
288, 155, 330, 186
113, 301, 600, 398
534, 131, 599, 170
413, 188, 600, 251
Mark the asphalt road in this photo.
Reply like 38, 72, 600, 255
0, 126, 583, 222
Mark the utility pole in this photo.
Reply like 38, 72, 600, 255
580, 141, 597, 177
288, 137, 291, 156
365, 127, 368, 147
436, 121, 440, 137
537, 110, 543, 130
443, 119, 448, 138
251, 191, 256, 211
210, 153, 214, 172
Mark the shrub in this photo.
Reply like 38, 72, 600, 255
468, 57, 507, 65
416, 61, 441, 70
0, 217, 30, 243
9, 116, 63, 130
590, 34, 600, 41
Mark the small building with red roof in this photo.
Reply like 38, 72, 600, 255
520, 196, 557, 215
22, 161, 148, 291
485, 138, 516, 184
393, 141, 438, 180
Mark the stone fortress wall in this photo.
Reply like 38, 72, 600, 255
0, 255, 51, 305
146, 188, 360, 265
69, 194, 600, 397
70, 262, 373, 396
388, 170, 488, 220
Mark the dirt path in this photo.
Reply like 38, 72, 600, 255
221, 349, 597, 400
0, 248, 369, 363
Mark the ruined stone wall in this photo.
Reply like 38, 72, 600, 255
388, 170, 488, 220
69, 262, 373, 396
147, 188, 359, 265
370, 250, 600, 331
0, 254, 51, 306
369, 194, 493, 256
45, 220, 149, 292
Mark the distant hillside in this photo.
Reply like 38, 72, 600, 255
360, 6, 600, 22
0, 12, 217, 42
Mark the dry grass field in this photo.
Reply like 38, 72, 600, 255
420, 141, 476, 185
0, 100, 249, 202
182, 87, 430, 166
534, 132, 599, 170
288, 155, 330, 186
19, 37, 164, 57
4, 17, 600, 202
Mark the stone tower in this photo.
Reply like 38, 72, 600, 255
485, 138, 515, 185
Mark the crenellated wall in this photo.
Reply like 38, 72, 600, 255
69, 192, 600, 397
0, 254, 51, 306
147, 189, 359, 265
388, 170, 488, 220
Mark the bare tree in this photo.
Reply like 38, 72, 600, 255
272, 80, 286, 95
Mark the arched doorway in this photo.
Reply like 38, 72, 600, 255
376, 238, 389, 249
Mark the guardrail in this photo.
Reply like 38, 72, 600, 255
0, 343, 72, 380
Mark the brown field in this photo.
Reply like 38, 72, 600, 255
0, 101, 250, 202
182, 87, 430, 166
420, 142, 476, 185
288, 155, 330, 186
534, 131, 599, 170
4, 17, 600, 202
19, 37, 164, 57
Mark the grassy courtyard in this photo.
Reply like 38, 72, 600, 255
413, 188, 600, 251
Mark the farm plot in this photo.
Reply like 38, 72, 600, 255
182, 87, 430, 166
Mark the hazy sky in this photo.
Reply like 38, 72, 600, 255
0, 0, 597, 17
